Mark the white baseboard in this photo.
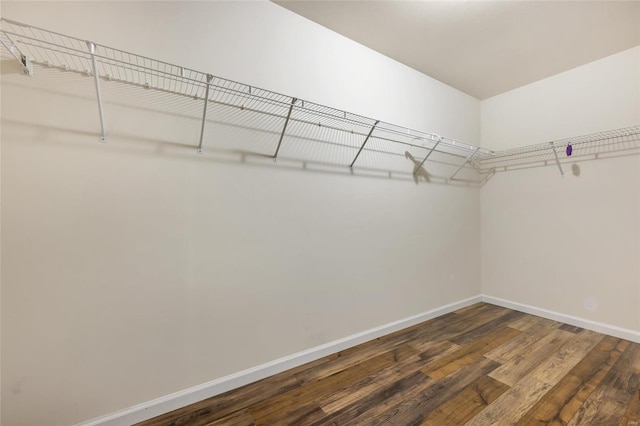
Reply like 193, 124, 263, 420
481, 295, 640, 343
75, 295, 482, 426
75, 294, 640, 426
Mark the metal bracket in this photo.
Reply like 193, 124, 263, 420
549, 142, 564, 176
450, 147, 480, 180
273, 97, 297, 162
0, 34, 33, 76
15, 49, 33, 76
413, 135, 442, 174
87, 42, 107, 142
197, 74, 214, 154
350, 120, 380, 168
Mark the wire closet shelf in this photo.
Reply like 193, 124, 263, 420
0, 17, 495, 181
3, 18, 638, 181
472, 126, 640, 176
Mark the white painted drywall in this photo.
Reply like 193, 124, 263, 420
1, 2, 481, 425
481, 47, 640, 151
0, 0, 3, 423
481, 47, 640, 331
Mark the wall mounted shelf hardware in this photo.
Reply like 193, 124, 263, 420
2, 18, 638, 183
473, 126, 640, 176
0, 17, 491, 182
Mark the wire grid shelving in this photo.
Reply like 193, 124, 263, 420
3, 18, 639, 182
0, 17, 491, 182
473, 126, 640, 176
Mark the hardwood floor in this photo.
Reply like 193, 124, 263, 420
136, 303, 640, 425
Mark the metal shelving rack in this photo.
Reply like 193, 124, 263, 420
0, 17, 492, 182
3, 18, 638, 183
473, 126, 640, 178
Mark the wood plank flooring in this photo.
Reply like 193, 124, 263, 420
136, 303, 640, 425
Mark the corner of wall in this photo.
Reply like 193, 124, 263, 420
0, 1, 4, 419
478, 45, 640, 332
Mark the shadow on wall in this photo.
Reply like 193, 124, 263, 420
1, 58, 21, 75
3, 116, 483, 188
476, 133, 640, 185
572, 163, 581, 177
1, 64, 479, 187
404, 151, 431, 185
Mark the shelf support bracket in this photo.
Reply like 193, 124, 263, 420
197, 74, 214, 154
87, 42, 107, 143
549, 142, 564, 176
0, 32, 33, 76
413, 135, 442, 174
273, 97, 297, 162
450, 147, 480, 180
350, 120, 380, 168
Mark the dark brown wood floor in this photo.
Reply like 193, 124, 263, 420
137, 303, 640, 425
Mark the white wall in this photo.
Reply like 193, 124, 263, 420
0, 1, 3, 423
4, 1, 479, 143
1, 2, 481, 425
481, 47, 640, 331
482, 47, 640, 151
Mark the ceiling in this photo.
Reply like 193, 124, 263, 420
274, 1, 640, 100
